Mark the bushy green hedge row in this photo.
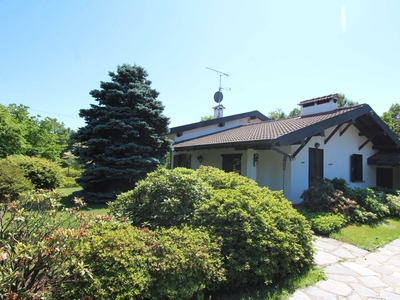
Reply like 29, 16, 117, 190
60, 220, 225, 300
110, 166, 314, 290
300, 177, 400, 234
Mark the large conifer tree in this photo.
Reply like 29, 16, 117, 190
73, 64, 173, 202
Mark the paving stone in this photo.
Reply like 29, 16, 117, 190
381, 275, 400, 286
314, 239, 340, 251
328, 274, 358, 283
342, 243, 370, 256
302, 286, 337, 300
349, 282, 378, 297
387, 255, 400, 267
316, 279, 353, 296
358, 276, 388, 288
365, 252, 391, 263
380, 290, 400, 300
325, 264, 358, 276
342, 261, 380, 276
368, 265, 395, 275
332, 248, 356, 259
346, 294, 363, 300
314, 251, 340, 266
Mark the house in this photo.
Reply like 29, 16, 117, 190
167, 94, 400, 204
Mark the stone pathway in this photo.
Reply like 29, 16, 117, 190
288, 236, 400, 300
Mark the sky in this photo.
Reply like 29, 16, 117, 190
1, 0, 399, 131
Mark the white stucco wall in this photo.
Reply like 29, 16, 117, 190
288, 124, 379, 203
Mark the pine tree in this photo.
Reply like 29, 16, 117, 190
73, 64, 173, 202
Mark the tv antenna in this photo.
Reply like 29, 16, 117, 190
206, 67, 231, 103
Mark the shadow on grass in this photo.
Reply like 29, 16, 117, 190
59, 187, 108, 212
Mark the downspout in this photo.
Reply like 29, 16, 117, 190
271, 146, 293, 195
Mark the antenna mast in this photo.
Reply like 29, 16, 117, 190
206, 67, 231, 92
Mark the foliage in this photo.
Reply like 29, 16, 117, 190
112, 166, 314, 290
0, 104, 71, 161
194, 187, 314, 289
73, 64, 173, 202
60, 167, 82, 188
299, 210, 347, 235
7, 155, 64, 190
288, 107, 300, 117
109, 167, 212, 228
337, 93, 358, 107
0, 159, 34, 202
60, 219, 224, 299
0, 190, 84, 299
201, 115, 214, 121
301, 178, 400, 224
268, 108, 286, 120
380, 103, 400, 138
301, 178, 359, 218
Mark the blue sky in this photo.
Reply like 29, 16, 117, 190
1, 0, 399, 130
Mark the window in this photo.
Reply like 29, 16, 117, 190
221, 154, 242, 175
350, 154, 363, 182
173, 154, 191, 168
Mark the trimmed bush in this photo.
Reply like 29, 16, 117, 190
194, 188, 314, 288
109, 167, 213, 228
0, 159, 34, 202
7, 155, 64, 189
112, 166, 314, 290
300, 210, 347, 235
60, 220, 224, 300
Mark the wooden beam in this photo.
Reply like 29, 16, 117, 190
359, 138, 370, 151
324, 124, 342, 144
292, 137, 312, 159
340, 122, 352, 136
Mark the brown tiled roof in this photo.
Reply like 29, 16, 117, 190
174, 104, 367, 150
368, 151, 400, 166
299, 93, 339, 105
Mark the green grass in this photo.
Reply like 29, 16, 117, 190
330, 218, 400, 251
58, 186, 109, 215
210, 267, 326, 300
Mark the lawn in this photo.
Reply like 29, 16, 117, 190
58, 186, 109, 215
330, 218, 400, 251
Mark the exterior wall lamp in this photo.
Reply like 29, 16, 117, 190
314, 142, 320, 149
197, 155, 204, 163
253, 153, 259, 166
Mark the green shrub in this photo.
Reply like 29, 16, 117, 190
60, 167, 82, 188
301, 178, 358, 217
300, 210, 347, 235
0, 190, 83, 299
109, 167, 213, 228
60, 220, 224, 300
112, 166, 314, 290
386, 194, 400, 216
0, 159, 34, 202
194, 187, 314, 289
7, 155, 64, 189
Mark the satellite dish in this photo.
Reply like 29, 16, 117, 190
214, 91, 223, 103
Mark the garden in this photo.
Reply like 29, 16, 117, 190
1, 156, 400, 299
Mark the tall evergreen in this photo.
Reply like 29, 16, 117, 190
73, 64, 173, 202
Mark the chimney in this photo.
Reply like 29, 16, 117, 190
213, 104, 225, 118
299, 94, 339, 117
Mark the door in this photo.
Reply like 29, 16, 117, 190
376, 168, 393, 189
309, 148, 323, 186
